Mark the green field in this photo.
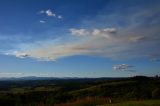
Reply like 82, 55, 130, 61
100, 100, 160, 106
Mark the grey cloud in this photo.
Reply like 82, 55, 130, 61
5, 51, 30, 58
15, 52, 30, 58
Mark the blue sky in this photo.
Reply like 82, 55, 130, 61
0, 0, 160, 77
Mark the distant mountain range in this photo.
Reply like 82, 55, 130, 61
0, 76, 64, 80
0, 76, 125, 81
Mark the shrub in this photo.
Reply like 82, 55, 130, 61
152, 88, 160, 99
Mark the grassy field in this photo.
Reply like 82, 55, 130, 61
100, 100, 160, 106
50, 98, 160, 106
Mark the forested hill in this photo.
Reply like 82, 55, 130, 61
0, 76, 159, 106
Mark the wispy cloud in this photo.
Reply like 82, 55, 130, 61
149, 54, 160, 62
39, 20, 46, 24
57, 15, 62, 19
3, 4, 160, 61
4, 23, 160, 61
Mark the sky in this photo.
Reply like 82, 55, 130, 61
0, 0, 160, 77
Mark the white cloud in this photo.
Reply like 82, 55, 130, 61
39, 9, 63, 19
46, 9, 56, 17
92, 28, 116, 38
39, 20, 46, 23
39, 9, 56, 17
70, 28, 89, 36
70, 28, 116, 38
113, 64, 134, 71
